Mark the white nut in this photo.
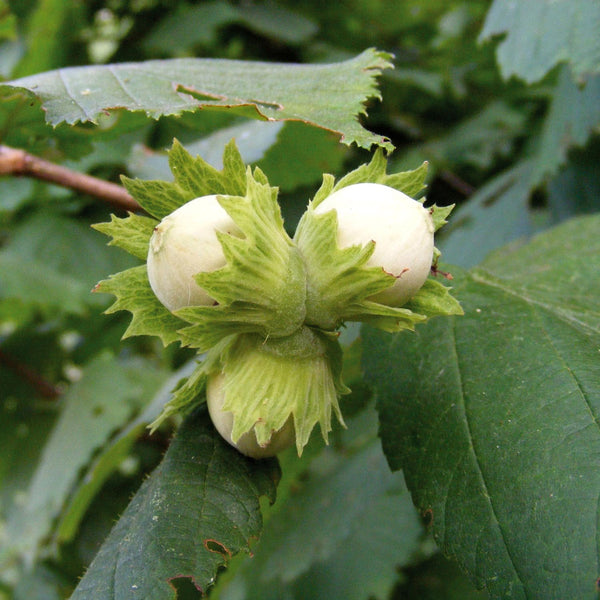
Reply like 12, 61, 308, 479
314, 182, 434, 306
207, 373, 295, 459
147, 195, 242, 311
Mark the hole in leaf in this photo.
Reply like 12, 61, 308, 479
422, 507, 434, 527
204, 538, 231, 558
169, 575, 203, 599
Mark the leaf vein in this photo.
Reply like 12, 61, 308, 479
532, 304, 600, 433
471, 269, 599, 334
57, 68, 88, 120
107, 65, 145, 107
450, 317, 527, 592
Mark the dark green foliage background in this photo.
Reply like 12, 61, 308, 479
0, 1, 599, 599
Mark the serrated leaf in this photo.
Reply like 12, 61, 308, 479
480, 0, 600, 83
169, 138, 247, 199
127, 121, 285, 182
221, 437, 422, 600
70, 406, 280, 600
148, 361, 207, 432
363, 214, 600, 599
403, 277, 463, 318
174, 166, 306, 349
430, 203, 454, 232
121, 139, 248, 220
95, 265, 188, 347
120, 176, 192, 221
324, 149, 428, 200
295, 152, 458, 332
2, 49, 394, 151
92, 213, 157, 261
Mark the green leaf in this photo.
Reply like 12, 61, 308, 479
221, 437, 422, 600
325, 149, 428, 200
530, 66, 600, 186
480, 0, 600, 83
121, 138, 247, 220
148, 361, 207, 432
2, 49, 394, 150
1, 353, 163, 567
95, 265, 188, 347
92, 213, 157, 261
363, 214, 600, 599
70, 406, 280, 600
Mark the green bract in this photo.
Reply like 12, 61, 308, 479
94, 140, 462, 456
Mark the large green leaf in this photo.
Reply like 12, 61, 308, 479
71, 406, 280, 600
220, 413, 423, 600
480, 0, 600, 83
1, 49, 393, 150
363, 214, 600, 599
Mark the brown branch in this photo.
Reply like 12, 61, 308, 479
0, 144, 141, 212
439, 169, 475, 197
0, 348, 61, 400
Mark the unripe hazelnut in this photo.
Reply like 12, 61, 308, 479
314, 182, 434, 306
207, 373, 295, 459
147, 195, 242, 311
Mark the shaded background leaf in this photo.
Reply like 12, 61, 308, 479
480, 0, 600, 83
0, 352, 167, 569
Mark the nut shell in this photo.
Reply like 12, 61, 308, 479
207, 373, 295, 459
314, 182, 434, 306
147, 195, 242, 311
